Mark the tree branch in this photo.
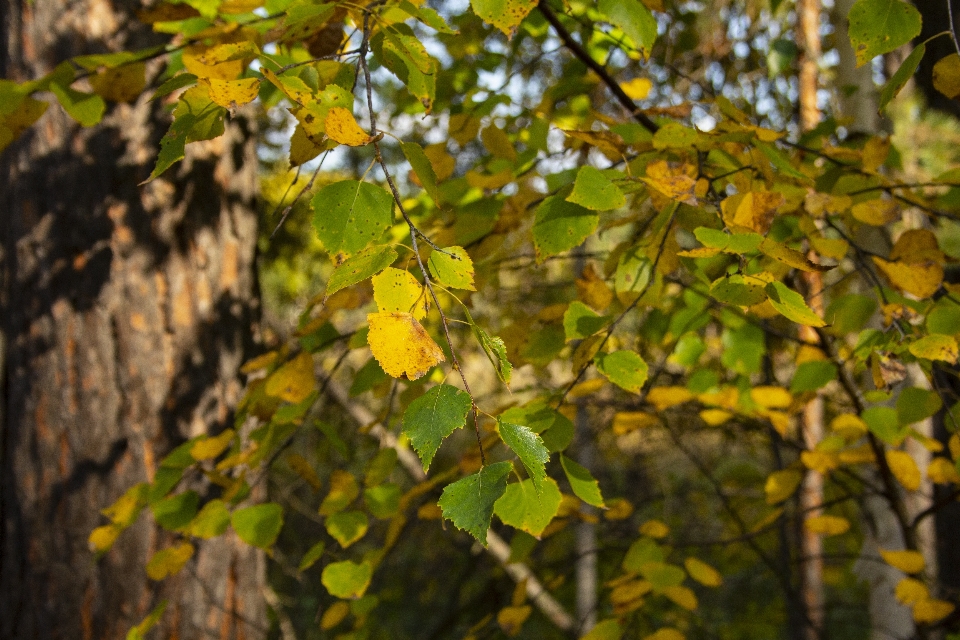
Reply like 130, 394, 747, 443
537, 1, 660, 134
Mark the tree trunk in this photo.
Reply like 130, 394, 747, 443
0, 0, 266, 638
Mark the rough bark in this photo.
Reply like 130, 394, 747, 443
0, 0, 266, 637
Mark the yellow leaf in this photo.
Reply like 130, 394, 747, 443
325, 106, 374, 146
721, 191, 784, 234
804, 515, 850, 536
568, 378, 606, 398
89, 62, 147, 103
289, 123, 327, 166
805, 192, 851, 216
895, 578, 929, 605
372, 268, 425, 319
201, 77, 260, 109
183, 44, 249, 80
951, 433, 960, 460
872, 257, 943, 300
319, 470, 359, 516
622, 77, 652, 100
576, 263, 614, 312
927, 457, 960, 484
909, 334, 959, 364
933, 53, 960, 99
886, 450, 922, 491
88, 524, 121, 552
765, 469, 803, 505
638, 520, 670, 538
851, 199, 898, 225
497, 605, 532, 637
879, 548, 925, 574
800, 450, 839, 474
190, 429, 235, 461
643, 160, 697, 204
831, 414, 868, 439
809, 236, 849, 261
610, 579, 653, 604
146, 542, 194, 580
646, 386, 694, 410
320, 601, 350, 630
367, 312, 445, 380
913, 598, 955, 624
663, 585, 698, 610
612, 411, 661, 434
862, 136, 891, 173
604, 498, 635, 520
837, 445, 875, 465
891, 230, 945, 264
264, 352, 316, 403
699, 409, 732, 426
750, 386, 792, 409
684, 557, 722, 587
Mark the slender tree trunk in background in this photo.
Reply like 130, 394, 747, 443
574, 404, 598, 634
796, 1, 825, 636
832, 0, 879, 132
0, 0, 266, 637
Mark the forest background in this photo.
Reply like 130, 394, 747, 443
3, 0, 960, 639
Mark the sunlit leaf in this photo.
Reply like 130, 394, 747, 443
494, 477, 562, 536
428, 246, 475, 291
533, 194, 599, 261
598, 0, 658, 59
499, 420, 549, 491
908, 334, 959, 363
804, 514, 850, 536
325, 107, 374, 146
325, 510, 369, 548
326, 245, 398, 297
595, 350, 649, 393
322, 560, 372, 599
372, 268, 425, 319
765, 282, 826, 327
886, 450, 921, 491
567, 166, 626, 211
312, 181, 394, 257
848, 0, 921, 67
880, 44, 924, 111
933, 53, 960, 100
231, 503, 284, 549
146, 542, 194, 580
469, 0, 538, 36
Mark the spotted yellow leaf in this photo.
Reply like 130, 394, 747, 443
367, 312, 445, 380
721, 190, 784, 234
372, 268, 425, 319
325, 106, 373, 146
201, 77, 260, 109
908, 334, 959, 364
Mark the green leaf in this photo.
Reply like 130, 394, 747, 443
765, 281, 826, 327
560, 455, 605, 508
897, 387, 943, 425
146, 542, 194, 580
298, 540, 326, 571
498, 420, 549, 491
640, 561, 687, 590
147, 86, 225, 181
324, 510, 369, 548
126, 601, 168, 640
756, 141, 810, 182
567, 166, 626, 211
501, 400, 574, 453
438, 461, 512, 544
50, 81, 106, 126
326, 245, 398, 296
564, 301, 610, 341
880, 43, 924, 112
364, 448, 398, 487
710, 274, 768, 306
863, 406, 905, 445
311, 180, 394, 257
151, 490, 199, 531
372, 26, 437, 111
322, 560, 373, 599
848, 0, 922, 67
623, 537, 665, 572
598, 0, 658, 60
493, 477, 562, 537
231, 502, 284, 549
401, 141, 442, 204
364, 483, 402, 519
402, 384, 473, 472
470, 317, 513, 385
790, 360, 838, 393
428, 246, 475, 291
580, 619, 623, 640
928, 298, 960, 335
188, 499, 230, 539
694, 227, 763, 253
595, 350, 649, 393
909, 334, 959, 363
533, 194, 599, 261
